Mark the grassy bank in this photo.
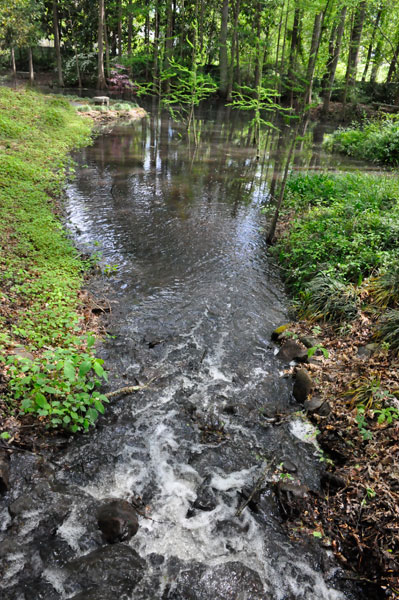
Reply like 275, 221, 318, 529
0, 87, 108, 435
273, 172, 399, 594
324, 114, 399, 166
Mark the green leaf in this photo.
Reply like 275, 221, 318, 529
313, 531, 322, 539
35, 392, 48, 408
94, 399, 105, 414
87, 334, 95, 349
64, 361, 76, 382
93, 361, 105, 378
21, 398, 33, 411
79, 360, 92, 378
0, 432, 11, 440
86, 407, 98, 422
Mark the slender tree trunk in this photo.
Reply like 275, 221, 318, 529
104, 18, 110, 79
321, 20, 337, 98
117, 0, 122, 56
68, 13, 82, 88
199, 0, 204, 53
163, 0, 173, 93
303, 7, 325, 106
274, 0, 285, 95
97, 0, 106, 89
386, 39, 399, 83
370, 38, 383, 82
287, 0, 301, 106
322, 5, 346, 114
10, 47, 16, 78
362, 8, 382, 82
227, 0, 240, 99
53, 0, 64, 86
28, 48, 34, 83
219, 0, 229, 98
254, 1, 262, 90
153, 0, 160, 91
343, 1, 367, 106
127, 0, 133, 57
279, 0, 290, 79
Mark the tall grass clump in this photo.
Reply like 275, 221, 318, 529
299, 274, 359, 323
324, 114, 399, 166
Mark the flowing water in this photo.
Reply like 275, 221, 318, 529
1, 105, 370, 600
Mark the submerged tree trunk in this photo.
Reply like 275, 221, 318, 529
219, 0, 229, 98
53, 0, 64, 86
322, 6, 346, 114
343, 1, 366, 106
97, 0, 106, 89
28, 48, 34, 83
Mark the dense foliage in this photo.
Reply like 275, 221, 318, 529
324, 115, 399, 165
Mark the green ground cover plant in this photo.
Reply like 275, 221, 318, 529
324, 115, 399, 166
0, 87, 108, 432
276, 172, 399, 296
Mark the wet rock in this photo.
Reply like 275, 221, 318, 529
321, 471, 346, 492
166, 561, 269, 599
277, 480, 309, 499
357, 343, 378, 359
300, 336, 319, 349
271, 324, 290, 341
277, 340, 308, 363
280, 458, 297, 473
293, 369, 313, 403
97, 499, 139, 543
276, 480, 309, 518
193, 476, 217, 512
8, 348, 34, 361
304, 395, 325, 414
8, 494, 32, 517
318, 401, 331, 417
0, 449, 10, 494
63, 544, 145, 597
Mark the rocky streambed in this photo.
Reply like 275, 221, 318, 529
0, 107, 368, 600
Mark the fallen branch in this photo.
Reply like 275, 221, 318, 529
104, 379, 154, 400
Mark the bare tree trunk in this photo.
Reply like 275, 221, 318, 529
254, 1, 262, 89
97, 0, 106, 89
227, 0, 240, 99
28, 48, 34, 84
386, 39, 399, 83
117, 0, 123, 56
287, 0, 301, 106
10, 47, 16, 78
303, 7, 325, 106
370, 38, 383, 82
163, 0, 173, 93
153, 0, 160, 90
53, 0, 64, 86
343, 1, 366, 106
127, 0, 133, 57
219, 0, 229, 98
68, 12, 82, 88
322, 6, 346, 114
199, 0, 204, 53
362, 8, 382, 82
104, 18, 110, 79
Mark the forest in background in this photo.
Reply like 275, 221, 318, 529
2, 0, 399, 112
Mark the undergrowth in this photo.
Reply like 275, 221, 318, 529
324, 114, 399, 166
0, 87, 106, 433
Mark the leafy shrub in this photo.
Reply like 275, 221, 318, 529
324, 115, 399, 166
107, 63, 137, 91
76, 104, 92, 112
113, 102, 132, 111
299, 273, 359, 323
95, 105, 109, 113
43, 107, 65, 127
276, 173, 399, 292
6, 336, 109, 432
64, 52, 98, 86
376, 309, 399, 352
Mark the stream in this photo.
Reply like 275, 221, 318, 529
0, 104, 372, 599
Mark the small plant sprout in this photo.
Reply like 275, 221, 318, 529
307, 344, 329, 359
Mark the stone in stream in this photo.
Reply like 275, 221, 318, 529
63, 544, 145, 597
293, 368, 313, 403
304, 395, 325, 414
277, 340, 308, 363
0, 450, 10, 494
97, 499, 139, 543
